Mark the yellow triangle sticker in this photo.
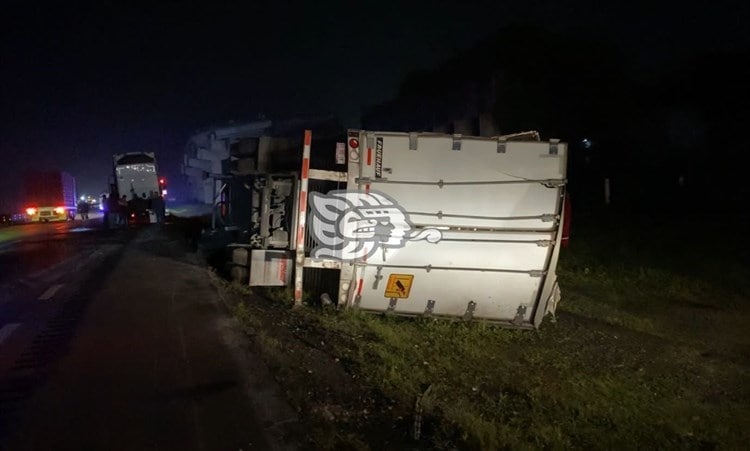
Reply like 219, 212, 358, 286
384, 274, 414, 299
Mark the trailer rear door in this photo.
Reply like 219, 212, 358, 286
307, 131, 567, 328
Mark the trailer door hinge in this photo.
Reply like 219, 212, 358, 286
372, 266, 383, 289
463, 301, 476, 321
452, 134, 462, 151
409, 132, 418, 150
497, 137, 507, 153
513, 305, 528, 325
423, 299, 436, 317
549, 139, 559, 155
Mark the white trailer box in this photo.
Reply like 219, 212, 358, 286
113, 152, 160, 200
302, 130, 567, 328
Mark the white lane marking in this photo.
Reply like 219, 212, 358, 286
38, 283, 64, 301
0, 323, 21, 345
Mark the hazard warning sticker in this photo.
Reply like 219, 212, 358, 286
375, 137, 383, 178
384, 274, 414, 299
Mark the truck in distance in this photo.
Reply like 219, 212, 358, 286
113, 152, 161, 200
23, 171, 77, 222
112, 152, 166, 223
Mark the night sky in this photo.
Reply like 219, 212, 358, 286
1, 0, 747, 211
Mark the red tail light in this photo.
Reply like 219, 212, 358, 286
26, 207, 37, 216
54, 206, 66, 214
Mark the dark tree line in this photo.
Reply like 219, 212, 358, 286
363, 25, 749, 217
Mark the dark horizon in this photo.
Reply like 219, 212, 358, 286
2, 0, 748, 211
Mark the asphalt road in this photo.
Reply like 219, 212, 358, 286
0, 219, 106, 278
0, 220, 297, 450
0, 219, 132, 443
0, 219, 115, 333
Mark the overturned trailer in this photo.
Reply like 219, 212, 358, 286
300, 130, 567, 328
189, 123, 567, 328
206, 128, 567, 328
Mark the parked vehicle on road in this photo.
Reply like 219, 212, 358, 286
23, 171, 77, 222
112, 152, 166, 224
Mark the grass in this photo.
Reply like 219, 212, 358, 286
222, 213, 750, 449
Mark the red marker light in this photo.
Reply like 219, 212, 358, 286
159, 178, 165, 184
348, 138, 359, 149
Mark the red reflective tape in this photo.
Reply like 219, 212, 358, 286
367, 148, 372, 165
357, 278, 363, 295
299, 191, 307, 213
297, 226, 304, 247
301, 157, 310, 179
278, 258, 287, 282
294, 289, 302, 300
365, 184, 370, 194
304, 130, 312, 146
